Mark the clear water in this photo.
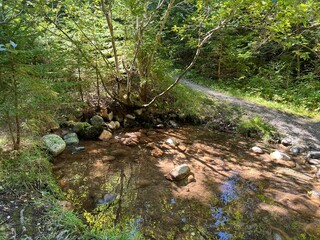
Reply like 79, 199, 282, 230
53, 126, 320, 239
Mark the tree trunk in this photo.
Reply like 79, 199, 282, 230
100, 0, 121, 93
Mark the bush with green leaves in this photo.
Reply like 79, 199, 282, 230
237, 116, 280, 142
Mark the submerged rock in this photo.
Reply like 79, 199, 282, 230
290, 146, 304, 155
97, 193, 116, 205
69, 146, 85, 154
42, 134, 66, 156
166, 164, 191, 181
151, 147, 164, 157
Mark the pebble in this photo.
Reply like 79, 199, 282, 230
307, 159, 320, 165
252, 146, 264, 154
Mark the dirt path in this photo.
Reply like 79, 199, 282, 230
181, 79, 320, 149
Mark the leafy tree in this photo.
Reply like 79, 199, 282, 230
0, 0, 61, 150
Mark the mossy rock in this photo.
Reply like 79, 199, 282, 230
71, 122, 92, 133
78, 126, 104, 140
42, 134, 66, 156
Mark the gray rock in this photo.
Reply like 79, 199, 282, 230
252, 146, 264, 154
273, 232, 283, 240
166, 164, 191, 181
281, 137, 293, 146
307, 159, 320, 165
90, 115, 105, 127
125, 114, 135, 120
63, 133, 79, 145
97, 193, 116, 205
290, 146, 304, 155
70, 146, 85, 154
270, 150, 291, 161
42, 134, 66, 156
169, 120, 178, 128
307, 151, 320, 159
166, 138, 179, 146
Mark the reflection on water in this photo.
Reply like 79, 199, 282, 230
53, 126, 320, 239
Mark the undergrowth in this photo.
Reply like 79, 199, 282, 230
0, 145, 143, 240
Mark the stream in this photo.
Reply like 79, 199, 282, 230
53, 126, 320, 239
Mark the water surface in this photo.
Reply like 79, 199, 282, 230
53, 126, 320, 239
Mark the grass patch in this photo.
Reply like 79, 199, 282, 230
237, 116, 280, 142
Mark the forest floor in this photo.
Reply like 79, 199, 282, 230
181, 79, 320, 149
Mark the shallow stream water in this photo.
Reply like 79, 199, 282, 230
53, 126, 320, 239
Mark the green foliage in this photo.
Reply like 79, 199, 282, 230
237, 116, 279, 142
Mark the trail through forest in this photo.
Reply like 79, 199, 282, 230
181, 79, 320, 149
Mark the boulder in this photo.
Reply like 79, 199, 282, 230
99, 130, 113, 141
63, 133, 79, 145
307, 151, 320, 159
79, 126, 103, 140
252, 146, 264, 154
270, 150, 291, 161
42, 134, 66, 156
90, 115, 105, 127
71, 122, 91, 133
166, 164, 191, 181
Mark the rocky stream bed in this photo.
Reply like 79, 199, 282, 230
52, 126, 320, 239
